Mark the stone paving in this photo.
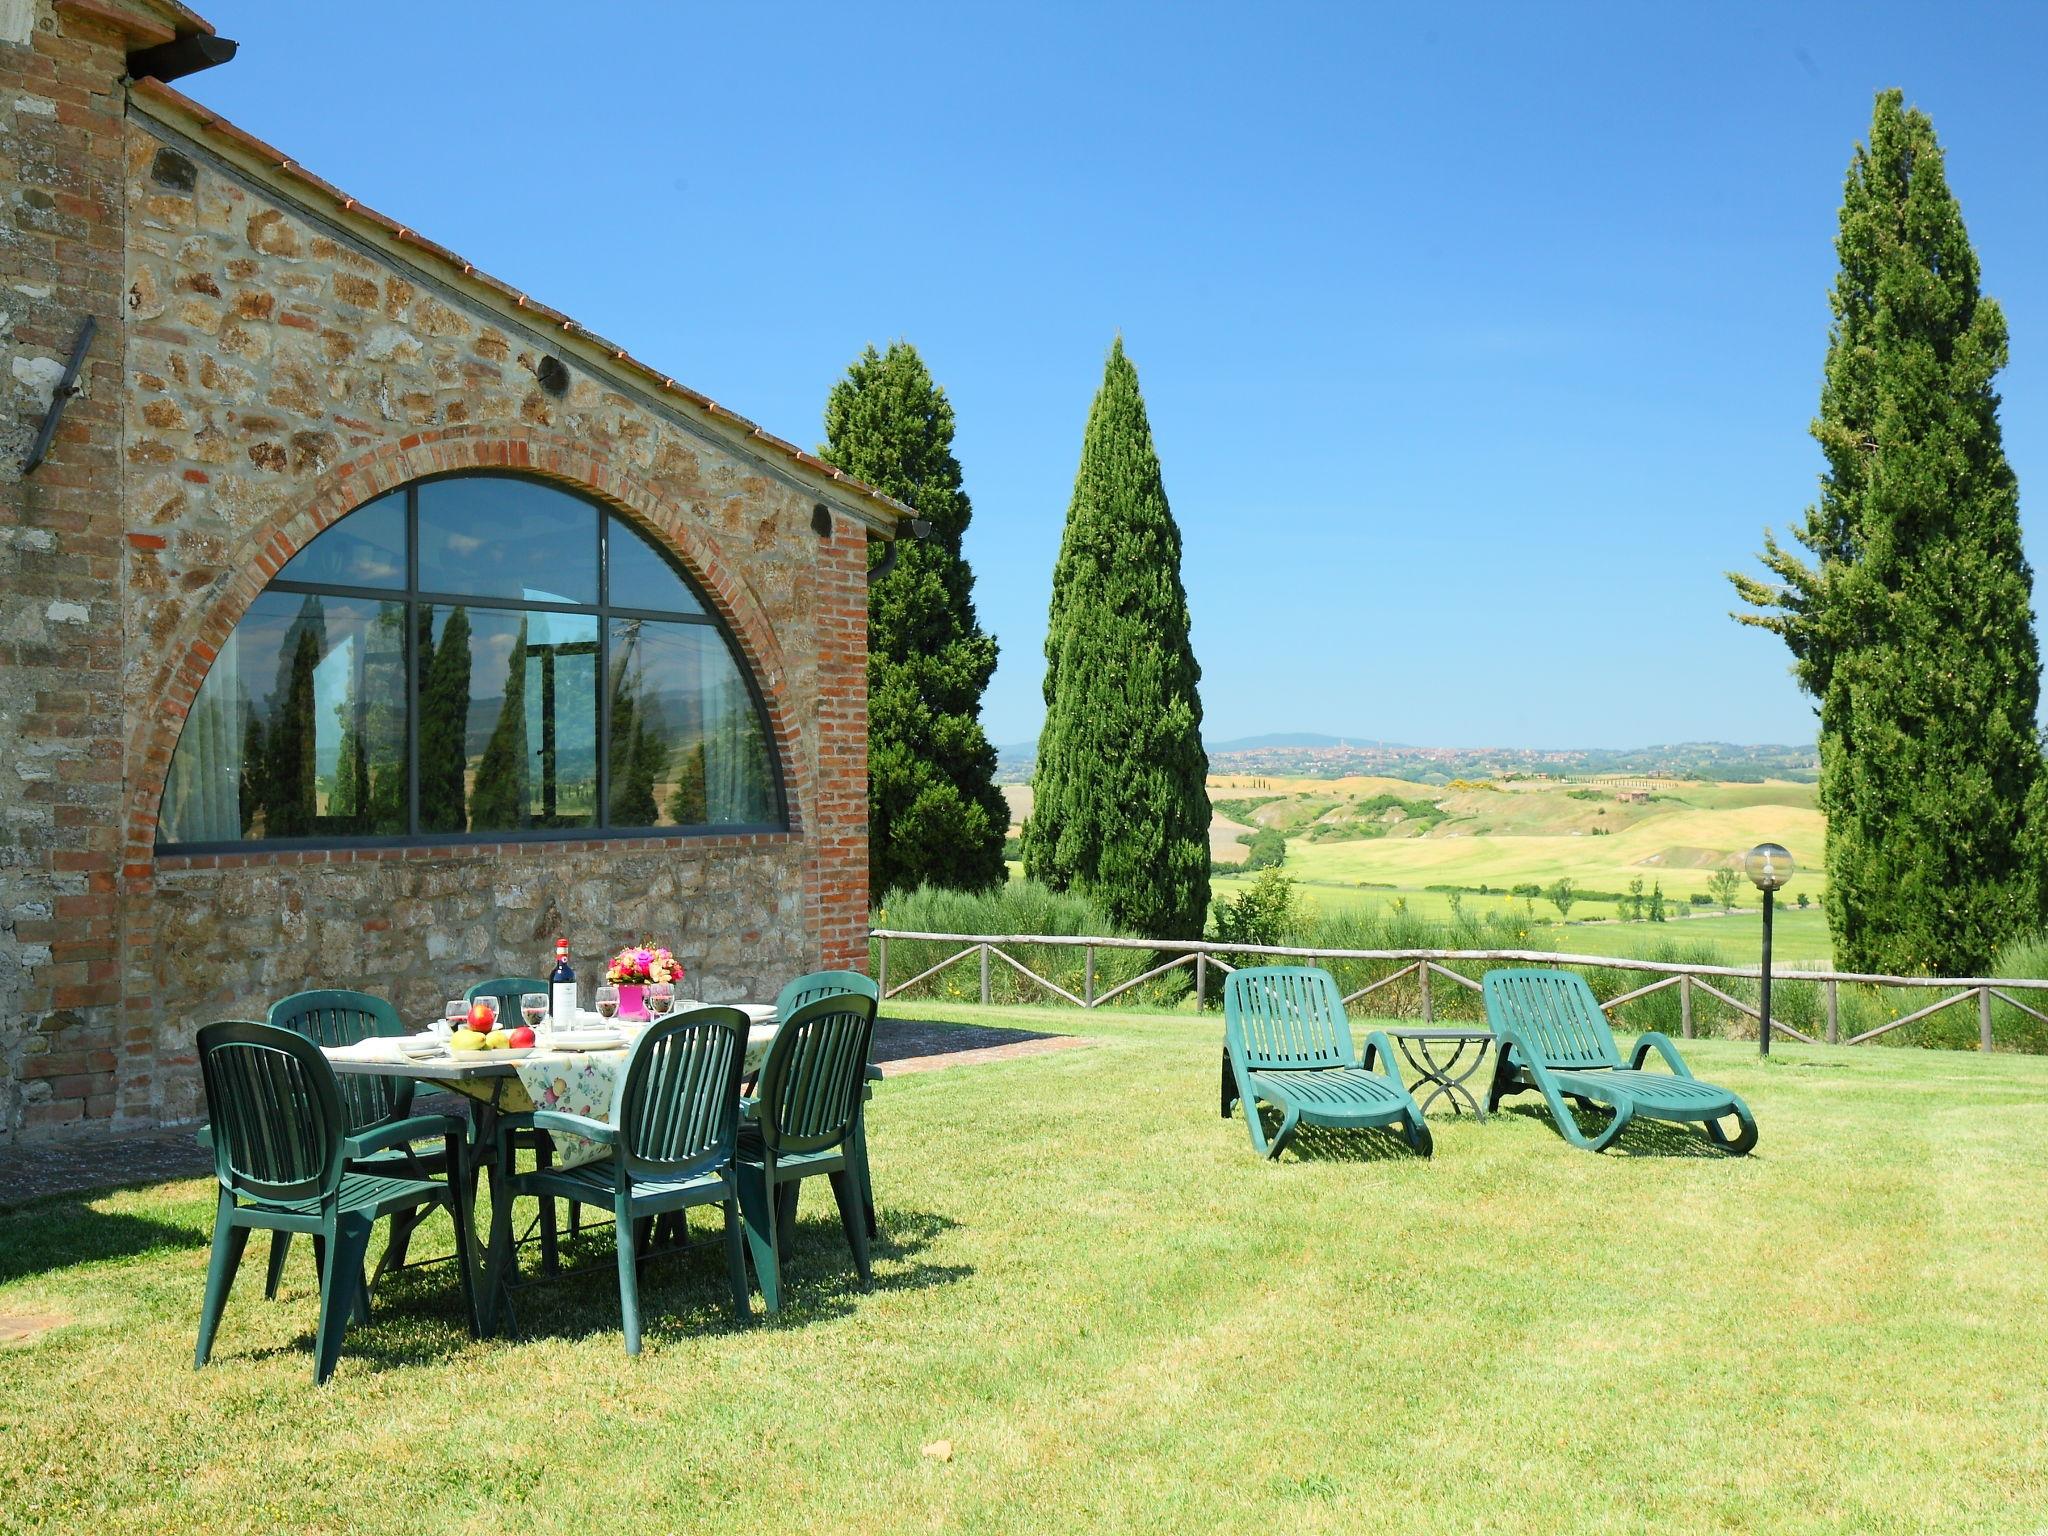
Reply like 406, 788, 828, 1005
0, 1017, 1085, 1208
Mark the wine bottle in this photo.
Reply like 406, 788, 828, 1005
550, 938, 577, 1025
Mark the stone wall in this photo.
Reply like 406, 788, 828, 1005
0, 1, 876, 1141
1, 1, 133, 1139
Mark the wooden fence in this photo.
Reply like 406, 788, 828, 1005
867, 929, 2048, 1051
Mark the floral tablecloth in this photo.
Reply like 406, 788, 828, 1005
490, 1024, 777, 1170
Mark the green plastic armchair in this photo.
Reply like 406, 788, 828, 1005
483, 1007, 752, 1354
736, 992, 878, 1313
194, 1020, 479, 1385
773, 970, 881, 1238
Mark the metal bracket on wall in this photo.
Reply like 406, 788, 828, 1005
21, 315, 96, 476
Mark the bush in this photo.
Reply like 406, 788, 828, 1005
872, 879, 1188, 1008
1238, 827, 1287, 871
1212, 869, 1297, 954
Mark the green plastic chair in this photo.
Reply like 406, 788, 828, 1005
773, 971, 881, 1238
1481, 967, 1758, 1154
465, 976, 570, 1262
483, 1007, 752, 1354
259, 989, 449, 1298
194, 1020, 479, 1385
736, 992, 878, 1314
1221, 966, 1432, 1160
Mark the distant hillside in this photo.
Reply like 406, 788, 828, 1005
1205, 732, 1411, 753
997, 735, 1818, 785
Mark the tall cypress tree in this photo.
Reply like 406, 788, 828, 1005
469, 620, 531, 831
1732, 90, 2044, 974
1022, 337, 1210, 939
821, 341, 1007, 894
418, 605, 471, 833
264, 596, 324, 837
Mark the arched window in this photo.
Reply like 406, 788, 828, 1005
158, 474, 785, 850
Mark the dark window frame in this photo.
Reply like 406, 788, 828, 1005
155, 471, 790, 854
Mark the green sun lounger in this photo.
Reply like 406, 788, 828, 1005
1221, 966, 1432, 1160
1482, 967, 1758, 1154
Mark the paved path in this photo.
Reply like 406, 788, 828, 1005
0, 1016, 1085, 1208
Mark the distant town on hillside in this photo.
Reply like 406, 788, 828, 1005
993, 735, 1820, 786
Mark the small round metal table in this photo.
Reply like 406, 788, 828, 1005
1369, 1026, 1495, 1119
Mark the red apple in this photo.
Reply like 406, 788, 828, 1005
506, 1025, 536, 1049
468, 1000, 496, 1032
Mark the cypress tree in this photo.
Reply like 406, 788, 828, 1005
418, 605, 470, 833
470, 620, 531, 831
1022, 337, 1210, 938
821, 341, 1008, 895
1732, 89, 2044, 974
605, 624, 667, 827
265, 596, 324, 837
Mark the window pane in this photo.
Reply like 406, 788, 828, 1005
607, 618, 778, 827
430, 605, 598, 834
606, 513, 704, 615
275, 490, 405, 588
418, 477, 598, 605
160, 592, 407, 843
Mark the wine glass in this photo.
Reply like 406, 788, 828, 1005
444, 999, 468, 1037
594, 984, 620, 1022
520, 992, 548, 1030
647, 980, 675, 1018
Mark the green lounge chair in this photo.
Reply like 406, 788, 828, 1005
736, 992, 878, 1313
483, 1007, 752, 1355
1221, 966, 1432, 1161
773, 970, 881, 1238
194, 1021, 479, 1385
1481, 967, 1758, 1154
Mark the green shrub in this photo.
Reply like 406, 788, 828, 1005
871, 879, 1188, 1008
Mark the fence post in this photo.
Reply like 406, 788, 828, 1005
877, 935, 889, 1000
979, 943, 990, 1006
1825, 980, 1838, 1046
1195, 951, 1207, 1011
1980, 985, 1993, 1053
1419, 962, 1433, 1024
1083, 945, 1095, 1008
1679, 973, 1693, 1039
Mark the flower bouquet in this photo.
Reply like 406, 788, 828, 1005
604, 942, 684, 1021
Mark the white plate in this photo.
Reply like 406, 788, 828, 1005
549, 1031, 624, 1052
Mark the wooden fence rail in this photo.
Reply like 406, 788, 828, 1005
867, 930, 2048, 1052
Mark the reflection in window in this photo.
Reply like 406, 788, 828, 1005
160, 474, 784, 848
159, 592, 407, 843
607, 619, 776, 827
417, 477, 598, 604
275, 490, 406, 589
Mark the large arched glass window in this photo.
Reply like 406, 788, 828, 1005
158, 474, 785, 850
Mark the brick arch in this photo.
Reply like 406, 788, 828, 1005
125, 429, 805, 864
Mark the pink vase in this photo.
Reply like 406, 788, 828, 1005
617, 983, 649, 1021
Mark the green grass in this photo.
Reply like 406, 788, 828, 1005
4, 1005, 2047, 1532
1211, 872, 1833, 966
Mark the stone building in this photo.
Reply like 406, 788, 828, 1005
0, 0, 912, 1140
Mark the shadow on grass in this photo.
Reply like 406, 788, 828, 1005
1246, 1109, 1431, 1164
1496, 1102, 1744, 1158
0, 1200, 206, 1287
474, 1204, 968, 1354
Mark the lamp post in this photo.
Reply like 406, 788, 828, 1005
1744, 843, 1795, 1057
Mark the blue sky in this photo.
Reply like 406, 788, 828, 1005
193, 1, 2048, 749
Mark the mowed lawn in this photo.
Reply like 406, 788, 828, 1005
4, 1005, 2047, 1533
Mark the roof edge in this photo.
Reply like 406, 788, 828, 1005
127, 78, 917, 535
